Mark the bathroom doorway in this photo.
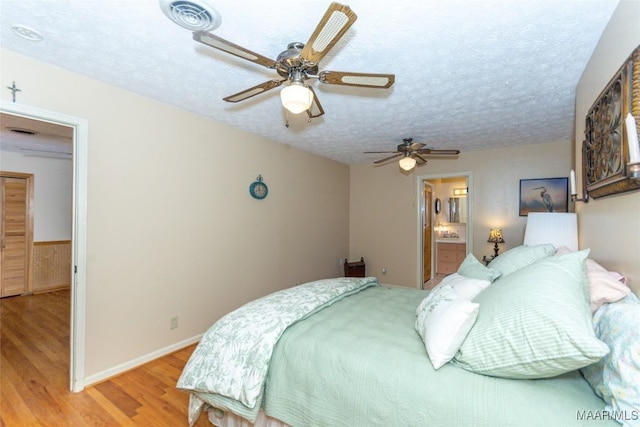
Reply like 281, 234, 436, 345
417, 172, 472, 289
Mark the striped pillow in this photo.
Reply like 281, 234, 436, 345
457, 253, 501, 282
487, 244, 556, 277
452, 249, 609, 379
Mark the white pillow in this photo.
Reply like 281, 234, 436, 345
440, 272, 491, 300
416, 273, 490, 315
415, 285, 479, 369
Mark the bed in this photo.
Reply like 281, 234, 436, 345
177, 245, 639, 427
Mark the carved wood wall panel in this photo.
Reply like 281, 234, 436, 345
583, 45, 640, 199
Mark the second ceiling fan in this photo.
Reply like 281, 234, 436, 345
191, 2, 395, 118
365, 138, 461, 171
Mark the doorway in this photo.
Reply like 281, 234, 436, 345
417, 172, 473, 288
0, 101, 88, 392
422, 182, 434, 284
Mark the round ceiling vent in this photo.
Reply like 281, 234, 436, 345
159, 0, 221, 31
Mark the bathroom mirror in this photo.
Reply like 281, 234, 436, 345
448, 197, 467, 223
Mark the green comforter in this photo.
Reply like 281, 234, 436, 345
263, 286, 617, 427
177, 276, 379, 425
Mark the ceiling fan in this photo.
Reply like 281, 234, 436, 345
365, 138, 461, 171
189, 2, 395, 118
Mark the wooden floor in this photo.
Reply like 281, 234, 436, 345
423, 273, 446, 290
0, 290, 210, 426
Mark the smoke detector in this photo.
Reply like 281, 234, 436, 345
11, 25, 43, 42
159, 0, 221, 31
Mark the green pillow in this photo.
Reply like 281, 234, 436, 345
457, 253, 501, 282
487, 244, 555, 277
452, 249, 609, 379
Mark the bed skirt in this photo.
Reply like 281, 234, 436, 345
207, 408, 291, 427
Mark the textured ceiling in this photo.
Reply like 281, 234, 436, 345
0, 0, 620, 165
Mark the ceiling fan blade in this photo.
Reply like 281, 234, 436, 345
414, 154, 428, 165
306, 86, 325, 118
373, 153, 402, 164
363, 150, 399, 154
417, 148, 461, 155
319, 71, 395, 88
193, 31, 277, 69
223, 78, 286, 103
408, 142, 425, 151
300, 2, 357, 65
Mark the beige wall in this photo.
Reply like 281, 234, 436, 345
1, 49, 350, 377
350, 140, 572, 288
575, 0, 640, 295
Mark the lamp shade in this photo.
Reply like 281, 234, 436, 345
399, 156, 417, 171
523, 212, 578, 251
487, 228, 505, 243
280, 82, 313, 114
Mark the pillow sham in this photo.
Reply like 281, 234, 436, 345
457, 253, 501, 282
415, 285, 479, 369
416, 273, 490, 315
586, 259, 631, 313
487, 243, 555, 277
581, 296, 640, 420
419, 273, 491, 304
452, 249, 609, 379
439, 273, 491, 300
555, 246, 631, 313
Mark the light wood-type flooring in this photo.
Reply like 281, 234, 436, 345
423, 273, 446, 290
0, 290, 209, 426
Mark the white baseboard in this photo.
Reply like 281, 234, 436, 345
82, 333, 203, 388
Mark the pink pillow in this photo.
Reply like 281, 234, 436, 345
586, 259, 630, 313
555, 246, 630, 312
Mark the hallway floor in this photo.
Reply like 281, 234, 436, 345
423, 273, 447, 290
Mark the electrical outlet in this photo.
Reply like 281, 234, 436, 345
170, 316, 178, 330
339, 258, 345, 266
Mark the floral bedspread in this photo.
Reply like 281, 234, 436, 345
176, 276, 379, 423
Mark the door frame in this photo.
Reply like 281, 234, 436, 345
1, 100, 88, 392
422, 180, 435, 286
415, 171, 473, 288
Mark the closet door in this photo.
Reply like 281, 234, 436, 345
1, 176, 31, 297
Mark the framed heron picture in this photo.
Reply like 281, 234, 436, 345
519, 177, 569, 216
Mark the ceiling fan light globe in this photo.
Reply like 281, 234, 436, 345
281, 83, 314, 114
399, 156, 417, 171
